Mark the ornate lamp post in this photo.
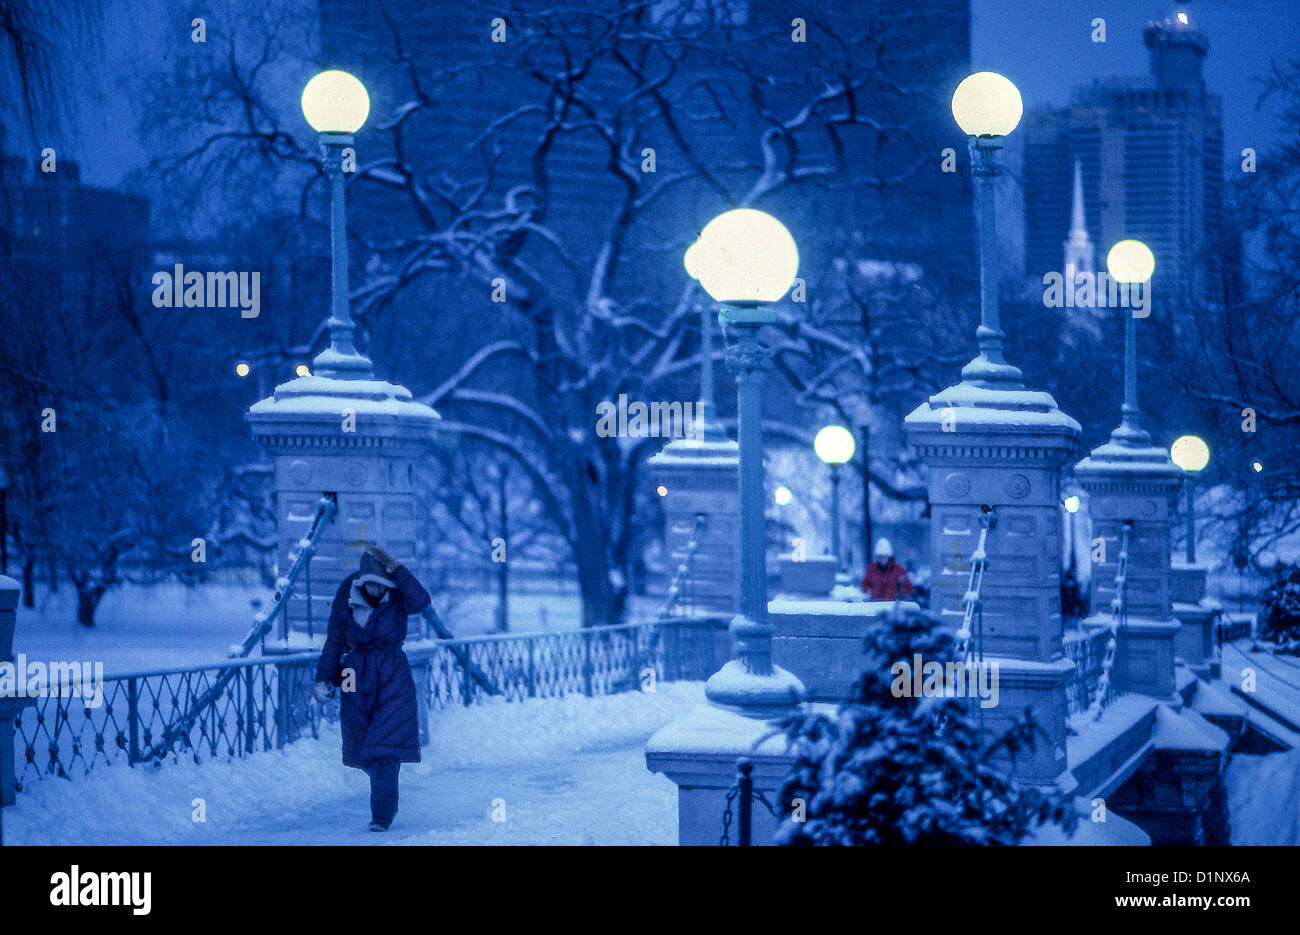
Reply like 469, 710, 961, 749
300, 69, 373, 379
1171, 434, 1210, 564
685, 208, 804, 716
683, 274, 727, 442
900, 71, 1082, 784
1074, 238, 1187, 700
951, 71, 1025, 389
813, 425, 855, 586
247, 70, 440, 652
1105, 240, 1156, 446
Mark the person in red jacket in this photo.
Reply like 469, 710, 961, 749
860, 538, 914, 600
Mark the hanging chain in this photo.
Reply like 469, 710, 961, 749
719, 785, 738, 847
1088, 521, 1132, 720
752, 789, 778, 818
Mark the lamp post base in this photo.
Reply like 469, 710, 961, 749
704, 654, 805, 720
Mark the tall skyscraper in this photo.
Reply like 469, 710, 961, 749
1022, 9, 1224, 312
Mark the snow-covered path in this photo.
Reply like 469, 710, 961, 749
6, 683, 706, 846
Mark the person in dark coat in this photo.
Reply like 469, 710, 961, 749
313, 544, 430, 832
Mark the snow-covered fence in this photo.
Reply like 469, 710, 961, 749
1205, 567, 1269, 612
9, 616, 724, 793
1064, 624, 1115, 718
408, 616, 723, 708
11, 652, 322, 788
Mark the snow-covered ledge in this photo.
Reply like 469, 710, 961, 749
645, 695, 805, 846
769, 598, 920, 703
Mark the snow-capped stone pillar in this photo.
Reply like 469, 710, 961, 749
1169, 563, 1220, 675
0, 575, 31, 807
904, 383, 1080, 787
649, 436, 739, 615
248, 374, 439, 651
649, 300, 739, 616
1074, 443, 1183, 699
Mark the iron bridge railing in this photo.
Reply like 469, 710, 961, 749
9, 616, 723, 793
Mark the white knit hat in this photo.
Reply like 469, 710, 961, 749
874, 537, 893, 558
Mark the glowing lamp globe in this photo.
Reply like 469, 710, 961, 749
684, 241, 703, 280
814, 425, 856, 465
1064, 495, 1081, 514
951, 72, 1023, 138
1170, 435, 1209, 473
686, 209, 798, 303
1106, 239, 1156, 285
774, 486, 792, 506
301, 70, 370, 134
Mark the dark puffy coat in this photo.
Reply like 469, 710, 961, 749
315, 564, 431, 768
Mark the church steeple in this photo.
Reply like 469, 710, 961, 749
1063, 157, 1095, 302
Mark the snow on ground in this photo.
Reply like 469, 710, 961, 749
1228, 750, 1300, 845
14, 581, 275, 673
5, 682, 705, 846
14, 582, 668, 674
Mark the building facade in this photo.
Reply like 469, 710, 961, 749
1023, 11, 1224, 312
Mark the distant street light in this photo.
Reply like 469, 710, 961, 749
688, 208, 804, 715
1063, 495, 1081, 574
301, 69, 373, 380
951, 71, 1024, 138
951, 72, 1024, 388
814, 425, 855, 584
1170, 434, 1210, 564
773, 486, 792, 506
1105, 239, 1156, 447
